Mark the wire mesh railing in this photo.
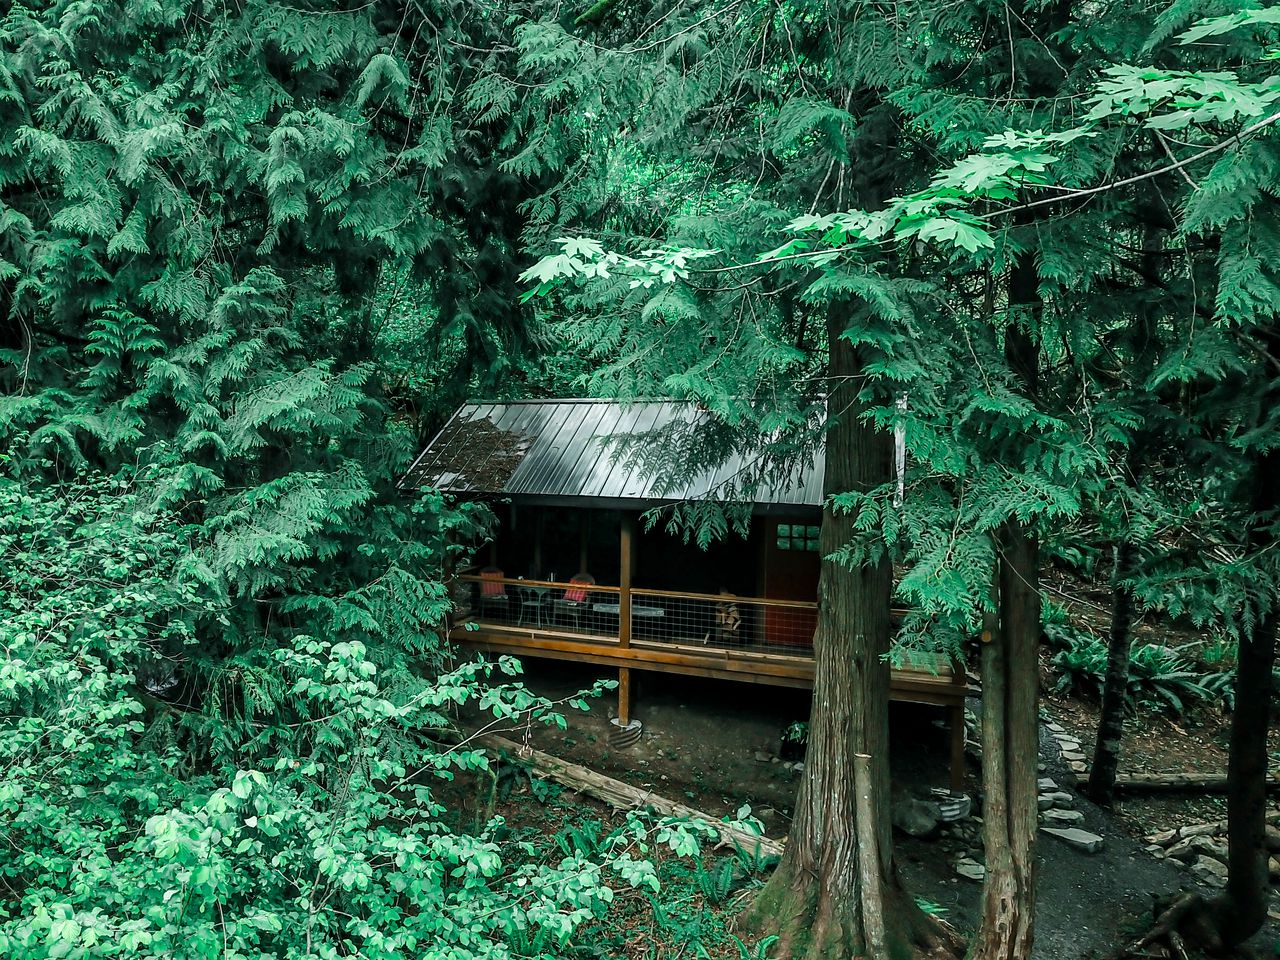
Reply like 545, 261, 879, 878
452, 573, 817, 655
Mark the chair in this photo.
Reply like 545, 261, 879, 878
516, 583, 552, 627
553, 573, 595, 631
478, 567, 509, 621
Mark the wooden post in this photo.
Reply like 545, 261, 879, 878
532, 510, 544, 576
618, 514, 635, 724
619, 513, 634, 648
617, 667, 631, 726
950, 702, 966, 792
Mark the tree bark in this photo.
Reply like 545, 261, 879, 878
1089, 218, 1163, 807
1204, 445, 1280, 947
749, 303, 955, 960
1087, 537, 1137, 806
972, 255, 1041, 960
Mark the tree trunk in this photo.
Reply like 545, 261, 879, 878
1087, 537, 1137, 806
1203, 445, 1280, 947
973, 521, 1041, 960
749, 304, 954, 960
972, 255, 1041, 960
1089, 218, 1163, 807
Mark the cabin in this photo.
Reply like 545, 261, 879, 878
406, 399, 972, 787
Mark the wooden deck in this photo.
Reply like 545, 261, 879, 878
450, 577, 975, 790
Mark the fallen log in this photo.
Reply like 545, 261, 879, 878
1107, 772, 1280, 794
479, 732, 785, 859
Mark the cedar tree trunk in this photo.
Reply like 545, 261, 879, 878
972, 256, 1041, 960
749, 304, 955, 960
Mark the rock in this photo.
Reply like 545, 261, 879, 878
1167, 835, 1221, 863
1048, 791, 1075, 809
1269, 856, 1280, 880
1178, 821, 1221, 839
1043, 808, 1085, 826
1042, 827, 1104, 854
1037, 778, 1058, 792
1145, 829, 1177, 845
1266, 826, 1280, 853
781, 761, 794, 771
1055, 737, 1082, 751
956, 858, 985, 882
793, 762, 804, 772
1038, 794, 1055, 811
893, 798, 942, 840
1191, 855, 1228, 888
1045, 721, 1065, 734
1069, 760, 1088, 773
1146, 844, 1167, 859
753, 751, 771, 763
1060, 750, 1087, 762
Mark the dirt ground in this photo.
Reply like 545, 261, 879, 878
462, 658, 1279, 958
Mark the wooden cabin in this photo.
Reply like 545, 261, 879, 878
406, 399, 972, 787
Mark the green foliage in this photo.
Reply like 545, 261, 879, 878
1050, 631, 1218, 716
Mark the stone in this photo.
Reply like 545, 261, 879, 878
930, 792, 971, 822
1069, 760, 1088, 773
1060, 750, 1087, 762
1045, 721, 1065, 734
1146, 844, 1167, 859
1048, 791, 1075, 809
1269, 856, 1280, 880
1167, 835, 1220, 864
793, 762, 804, 772
1145, 829, 1178, 845
1037, 778, 1059, 792
1191, 855, 1229, 888
753, 751, 771, 763
1043, 808, 1085, 826
956, 858, 985, 882
1038, 794, 1055, 811
1178, 821, 1221, 839
1266, 826, 1280, 852
1042, 827, 1104, 854
893, 798, 942, 840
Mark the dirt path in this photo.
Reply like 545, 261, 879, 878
471, 659, 1273, 957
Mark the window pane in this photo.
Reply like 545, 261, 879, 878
806, 525, 820, 538
777, 524, 791, 537
792, 537, 806, 550
776, 537, 790, 550
807, 538, 821, 551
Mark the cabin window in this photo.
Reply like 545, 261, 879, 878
776, 524, 820, 552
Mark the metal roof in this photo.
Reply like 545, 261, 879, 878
403, 400, 825, 509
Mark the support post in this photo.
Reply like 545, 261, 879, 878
949, 702, 966, 792
532, 510, 544, 576
617, 667, 631, 725
616, 513, 636, 734
619, 513, 634, 649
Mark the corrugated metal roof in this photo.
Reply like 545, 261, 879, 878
403, 400, 825, 508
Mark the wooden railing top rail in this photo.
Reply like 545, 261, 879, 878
456, 574, 620, 593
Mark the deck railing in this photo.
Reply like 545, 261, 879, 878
452, 573, 817, 656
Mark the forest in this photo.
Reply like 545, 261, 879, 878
2, 1, 1279, 958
